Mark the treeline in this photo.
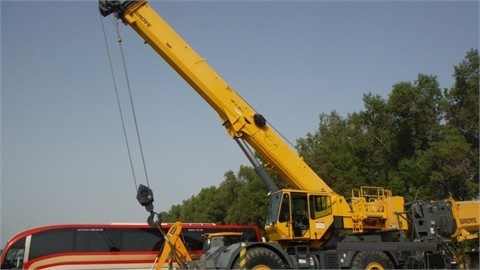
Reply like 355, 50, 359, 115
160, 49, 479, 231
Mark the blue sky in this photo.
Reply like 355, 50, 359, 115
1, 0, 478, 247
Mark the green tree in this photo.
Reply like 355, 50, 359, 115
297, 111, 373, 195
387, 74, 443, 159
161, 204, 183, 222
225, 166, 270, 228
382, 74, 445, 196
416, 127, 476, 200
444, 49, 479, 147
361, 93, 394, 177
443, 49, 479, 188
168, 185, 220, 222
216, 170, 244, 223
297, 66, 477, 201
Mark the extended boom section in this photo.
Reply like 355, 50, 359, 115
99, 1, 336, 194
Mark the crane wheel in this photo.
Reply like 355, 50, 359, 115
232, 246, 287, 269
351, 251, 394, 270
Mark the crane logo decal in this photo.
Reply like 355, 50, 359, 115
134, 11, 152, 28
460, 217, 477, 224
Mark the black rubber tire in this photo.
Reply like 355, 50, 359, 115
232, 246, 287, 269
351, 251, 394, 270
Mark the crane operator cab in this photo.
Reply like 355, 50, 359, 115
265, 189, 335, 247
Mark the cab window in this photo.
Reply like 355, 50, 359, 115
278, 193, 290, 222
309, 195, 331, 219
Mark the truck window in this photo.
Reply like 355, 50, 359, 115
29, 229, 75, 260
1, 237, 25, 269
75, 229, 120, 252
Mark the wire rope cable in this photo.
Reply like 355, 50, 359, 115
99, 14, 150, 190
113, 19, 151, 188
100, 14, 139, 191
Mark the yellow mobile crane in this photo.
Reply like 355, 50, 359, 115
99, 1, 479, 269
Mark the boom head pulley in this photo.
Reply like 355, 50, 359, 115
99, 0, 138, 18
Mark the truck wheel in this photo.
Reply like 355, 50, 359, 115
351, 251, 394, 270
233, 246, 287, 269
